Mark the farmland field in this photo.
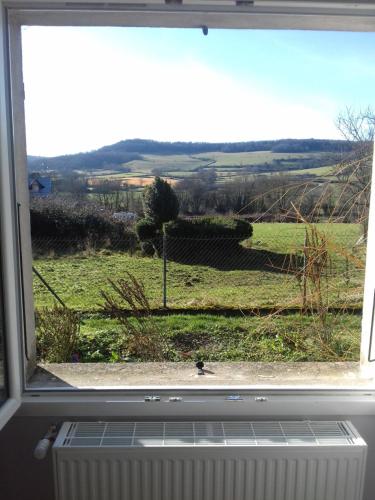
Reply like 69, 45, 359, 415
90, 150, 335, 186
193, 151, 325, 166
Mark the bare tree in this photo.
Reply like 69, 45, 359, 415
336, 106, 374, 143
335, 107, 374, 235
92, 179, 123, 211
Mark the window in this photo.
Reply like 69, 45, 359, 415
1, 2, 375, 419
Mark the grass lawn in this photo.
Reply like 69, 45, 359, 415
33, 223, 364, 364
75, 312, 360, 362
33, 223, 365, 312
252, 222, 363, 251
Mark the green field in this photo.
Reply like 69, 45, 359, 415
194, 151, 321, 167
33, 222, 365, 363
33, 223, 365, 312
287, 165, 334, 177
93, 150, 334, 184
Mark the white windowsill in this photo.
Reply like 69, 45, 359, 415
27, 361, 375, 390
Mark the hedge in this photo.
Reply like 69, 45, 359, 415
30, 198, 137, 254
135, 218, 159, 241
163, 217, 253, 240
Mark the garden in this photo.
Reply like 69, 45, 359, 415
32, 178, 365, 365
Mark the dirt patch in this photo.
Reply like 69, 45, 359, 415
88, 176, 179, 188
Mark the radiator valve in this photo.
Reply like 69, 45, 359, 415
34, 425, 58, 460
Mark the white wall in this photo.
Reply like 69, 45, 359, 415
0, 413, 374, 500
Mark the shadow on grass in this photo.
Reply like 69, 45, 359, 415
166, 240, 301, 273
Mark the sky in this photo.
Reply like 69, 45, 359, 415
21, 26, 375, 157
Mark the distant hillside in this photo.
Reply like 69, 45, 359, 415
27, 150, 141, 174
27, 138, 352, 174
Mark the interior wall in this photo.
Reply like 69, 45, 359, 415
0, 414, 374, 500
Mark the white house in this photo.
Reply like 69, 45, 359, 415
112, 211, 138, 222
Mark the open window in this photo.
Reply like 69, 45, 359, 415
2, 1, 375, 405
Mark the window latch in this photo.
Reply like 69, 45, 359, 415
255, 396, 268, 403
144, 395, 161, 402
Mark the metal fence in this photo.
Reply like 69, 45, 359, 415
31, 230, 366, 312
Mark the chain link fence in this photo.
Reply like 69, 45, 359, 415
32, 228, 366, 312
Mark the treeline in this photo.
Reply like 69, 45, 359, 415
39, 168, 363, 224
99, 138, 352, 155
244, 154, 339, 174
271, 140, 350, 153
175, 173, 360, 222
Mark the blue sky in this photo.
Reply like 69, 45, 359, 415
21, 27, 375, 156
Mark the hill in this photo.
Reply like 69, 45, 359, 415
27, 138, 352, 174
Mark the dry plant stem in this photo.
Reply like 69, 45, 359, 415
36, 304, 80, 362
238, 110, 371, 357
100, 272, 165, 361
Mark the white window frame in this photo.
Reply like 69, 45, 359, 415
2, 0, 375, 420
0, 2, 23, 429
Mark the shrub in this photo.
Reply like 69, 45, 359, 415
30, 197, 137, 254
163, 217, 253, 240
142, 177, 179, 225
135, 218, 158, 241
140, 240, 155, 256
36, 304, 80, 362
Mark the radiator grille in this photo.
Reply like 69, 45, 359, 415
61, 420, 358, 448
54, 421, 367, 500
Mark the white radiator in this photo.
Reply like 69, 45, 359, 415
53, 420, 367, 500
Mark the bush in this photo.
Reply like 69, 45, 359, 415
142, 177, 179, 225
30, 197, 137, 254
140, 241, 155, 257
163, 217, 253, 240
135, 218, 158, 241
36, 305, 80, 362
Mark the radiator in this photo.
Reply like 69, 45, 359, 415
53, 420, 367, 500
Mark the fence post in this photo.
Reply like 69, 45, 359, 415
302, 229, 308, 312
163, 234, 167, 308
345, 256, 350, 286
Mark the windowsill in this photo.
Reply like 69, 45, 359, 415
27, 361, 375, 390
